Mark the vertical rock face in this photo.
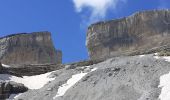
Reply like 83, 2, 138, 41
0, 31, 62, 65
56, 50, 62, 64
86, 10, 170, 60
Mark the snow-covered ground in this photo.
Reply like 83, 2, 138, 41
0, 71, 55, 89
154, 53, 170, 100
159, 72, 170, 100
0, 70, 56, 99
53, 67, 97, 99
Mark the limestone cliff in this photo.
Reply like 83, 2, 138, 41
87, 10, 170, 60
0, 31, 62, 65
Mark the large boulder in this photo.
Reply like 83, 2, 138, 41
0, 31, 62, 65
0, 82, 5, 99
9, 81, 28, 93
0, 81, 28, 99
86, 10, 170, 60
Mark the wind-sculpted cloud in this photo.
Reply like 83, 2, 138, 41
73, 0, 126, 25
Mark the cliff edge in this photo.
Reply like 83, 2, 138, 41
0, 31, 62, 65
87, 10, 170, 60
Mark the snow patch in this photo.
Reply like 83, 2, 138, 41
53, 66, 97, 99
2, 64, 11, 68
91, 67, 97, 72
154, 56, 160, 59
53, 72, 87, 99
153, 54, 170, 62
11, 71, 55, 89
159, 71, 170, 100
163, 57, 170, 62
139, 55, 145, 58
8, 93, 22, 100
154, 53, 158, 56
0, 71, 55, 89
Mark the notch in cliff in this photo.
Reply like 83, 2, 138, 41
0, 31, 62, 65
86, 9, 170, 60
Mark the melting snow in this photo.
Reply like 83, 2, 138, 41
53, 66, 97, 99
0, 71, 55, 89
159, 72, 170, 100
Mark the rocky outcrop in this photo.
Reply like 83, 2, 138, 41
4, 64, 64, 76
87, 9, 170, 60
0, 31, 62, 65
0, 59, 103, 76
0, 63, 2, 73
0, 81, 28, 100
9, 81, 28, 93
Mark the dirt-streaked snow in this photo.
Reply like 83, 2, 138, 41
53, 66, 97, 99
0, 71, 55, 89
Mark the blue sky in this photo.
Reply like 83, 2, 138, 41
0, 0, 169, 63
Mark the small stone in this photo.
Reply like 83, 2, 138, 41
108, 73, 113, 77
47, 88, 52, 91
84, 68, 91, 73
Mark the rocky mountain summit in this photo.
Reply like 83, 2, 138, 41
87, 9, 170, 60
0, 31, 62, 65
1, 9, 170, 100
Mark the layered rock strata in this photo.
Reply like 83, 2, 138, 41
0, 31, 62, 65
87, 10, 170, 59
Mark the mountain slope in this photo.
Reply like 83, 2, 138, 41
14, 54, 170, 100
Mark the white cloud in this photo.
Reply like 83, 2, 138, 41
73, 0, 126, 24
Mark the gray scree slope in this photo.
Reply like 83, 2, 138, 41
0, 31, 62, 65
16, 54, 170, 100
87, 10, 170, 60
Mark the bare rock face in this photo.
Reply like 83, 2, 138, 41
87, 10, 170, 60
0, 63, 2, 72
0, 31, 62, 65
